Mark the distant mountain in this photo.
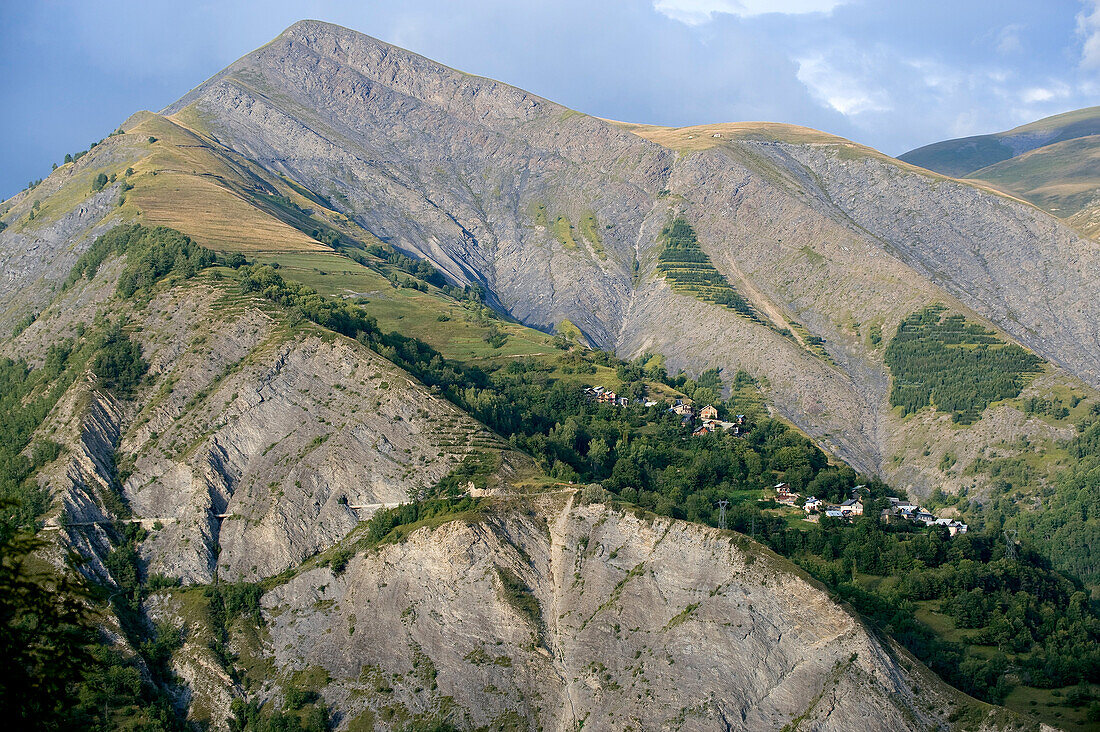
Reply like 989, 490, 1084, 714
900, 106, 1100, 176
900, 107, 1100, 237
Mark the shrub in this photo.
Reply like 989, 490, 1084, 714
91, 324, 147, 394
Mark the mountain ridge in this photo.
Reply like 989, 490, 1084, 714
899, 106, 1100, 238
1, 21, 1098, 728
5, 20, 1100, 501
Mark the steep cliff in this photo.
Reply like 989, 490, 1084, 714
16, 260, 526, 586
150, 494, 1021, 731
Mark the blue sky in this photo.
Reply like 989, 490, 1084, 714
2, 0, 1097, 199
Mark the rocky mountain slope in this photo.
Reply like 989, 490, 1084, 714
900, 107, 1100, 238
150, 492, 1019, 731
13, 258, 521, 586
3, 20, 1098, 512
153, 20, 1099, 495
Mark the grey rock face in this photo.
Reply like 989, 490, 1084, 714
157, 20, 1100, 490
119, 283, 515, 583
776, 143, 1100, 387
23, 267, 520, 586
227, 496, 992, 731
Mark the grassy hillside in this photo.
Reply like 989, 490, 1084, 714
966, 134, 1100, 217
121, 114, 330, 252
900, 106, 1100, 178
1008, 105, 1100, 139
899, 135, 1015, 178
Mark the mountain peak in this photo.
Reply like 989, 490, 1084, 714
275, 18, 396, 55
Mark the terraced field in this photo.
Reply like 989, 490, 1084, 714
655, 218, 761, 323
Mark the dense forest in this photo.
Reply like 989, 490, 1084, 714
2, 225, 1098, 728
67, 223, 232, 298
886, 305, 1044, 424
967, 406, 1100, 589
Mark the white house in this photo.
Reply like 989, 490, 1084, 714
839, 498, 864, 516
934, 518, 969, 536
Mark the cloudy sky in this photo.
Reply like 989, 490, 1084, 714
1, 0, 1097, 198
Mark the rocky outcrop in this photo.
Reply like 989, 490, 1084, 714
179, 494, 1007, 731
18, 263, 524, 586
116, 282, 519, 583
35, 383, 127, 583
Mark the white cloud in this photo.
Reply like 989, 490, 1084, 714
1021, 83, 1070, 104
653, 0, 847, 26
996, 24, 1023, 55
796, 54, 891, 116
1021, 87, 1055, 103
904, 58, 962, 92
1078, 0, 1100, 68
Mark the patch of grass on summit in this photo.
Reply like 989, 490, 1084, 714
885, 304, 1043, 424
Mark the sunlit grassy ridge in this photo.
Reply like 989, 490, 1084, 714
610, 120, 865, 151
122, 114, 327, 252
